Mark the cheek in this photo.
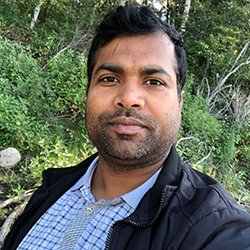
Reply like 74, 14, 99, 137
149, 99, 181, 125
86, 91, 113, 119
86, 94, 99, 121
87, 90, 104, 108
88, 87, 114, 103
147, 96, 170, 117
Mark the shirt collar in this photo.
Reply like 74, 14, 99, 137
70, 156, 99, 191
70, 156, 162, 209
121, 167, 162, 209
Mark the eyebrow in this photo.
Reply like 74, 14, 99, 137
93, 63, 124, 78
140, 67, 173, 81
93, 64, 173, 82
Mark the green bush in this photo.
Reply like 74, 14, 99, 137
0, 85, 50, 152
0, 38, 54, 154
178, 76, 224, 165
0, 38, 53, 119
0, 38, 89, 154
178, 75, 250, 200
43, 49, 88, 121
21, 138, 96, 188
236, 119, 250, 171
0, 37, 92, 198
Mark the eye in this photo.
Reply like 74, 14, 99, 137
144, 79, 165, 86
99, 76, 119, 83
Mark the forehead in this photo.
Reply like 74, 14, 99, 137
93, 33, 177, 76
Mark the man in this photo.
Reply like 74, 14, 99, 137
3, 5, 250, 250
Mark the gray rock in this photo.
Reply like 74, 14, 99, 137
0, 148, 21, 169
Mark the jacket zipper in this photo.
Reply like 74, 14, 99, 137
104, 188, 167, 250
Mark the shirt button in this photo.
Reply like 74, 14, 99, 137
85, 207, 93, 215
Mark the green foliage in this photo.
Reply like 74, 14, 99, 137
178, 75, 224, 164
236, 119, 250, 170
178, 74, 249, 200
0, 39, 52, 152
0, 38, 53, 119
217, 164, 249, 200
0, 139, 96, 197
0, 36, 93, 201
184, 0, 250, 93
44, 50, 87, 119
21, 138, 96, 188
0, 87, 49, 151
0, 37, 90, 153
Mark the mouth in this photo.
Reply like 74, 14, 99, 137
109, 116, 146, 135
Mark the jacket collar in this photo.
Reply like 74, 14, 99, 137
125, 145, 182, 223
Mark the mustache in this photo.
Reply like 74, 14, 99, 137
98, 109, 157, 128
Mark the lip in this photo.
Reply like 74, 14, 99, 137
109, 116, 145, 135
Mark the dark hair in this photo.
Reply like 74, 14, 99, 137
87, 5, 187, 99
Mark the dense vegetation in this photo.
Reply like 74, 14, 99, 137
0, 0, 249, 225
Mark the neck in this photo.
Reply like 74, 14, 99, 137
91, 154, 167, 201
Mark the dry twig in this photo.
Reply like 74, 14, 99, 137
0, 189, 36, 245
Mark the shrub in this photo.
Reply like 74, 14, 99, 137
43, 49, 88, 121
236, 119, 250, 172
178, 76, 224, 165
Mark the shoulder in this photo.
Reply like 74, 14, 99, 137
24, 153, 98, 211
176, 162, 248, 221
172, 163, 250, 249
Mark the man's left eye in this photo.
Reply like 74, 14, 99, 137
144, 79, 165, 86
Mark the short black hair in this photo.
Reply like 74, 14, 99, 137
87, 5, 187, 99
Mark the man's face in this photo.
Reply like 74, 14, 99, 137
86, 33, 184, 170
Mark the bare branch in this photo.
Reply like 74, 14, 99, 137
0, 189, 35, 210
176, 136, 196, 148
40, 43, 71, 72
208, 60, 250, 103
0, 201, 28, 244
0, 197, 19, 210
207, 41, 250, 105
40, 32, 90, 72
196, 148, 213, 165
0, 189, 35, 244
230, 40, 250, 72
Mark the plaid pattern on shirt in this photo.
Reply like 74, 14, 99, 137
17, 157, 162, 250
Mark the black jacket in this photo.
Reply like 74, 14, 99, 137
3, 147, 250, 250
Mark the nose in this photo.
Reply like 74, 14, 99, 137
114, 82, 145, 110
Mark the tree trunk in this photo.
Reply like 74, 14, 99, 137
167, 0, 171, 24
30, 0, 42, 30
180, 0, 191, 34
119, 0, 126, 5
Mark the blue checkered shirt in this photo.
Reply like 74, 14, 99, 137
17, 157, 162, 250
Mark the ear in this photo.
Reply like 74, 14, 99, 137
179, 91, 185, 111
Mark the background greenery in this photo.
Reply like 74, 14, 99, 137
0, 0, 249, 223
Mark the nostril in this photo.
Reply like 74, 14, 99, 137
118, 102, 139, 108
131, 104, 140, 107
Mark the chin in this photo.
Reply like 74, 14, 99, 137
99, 146, 169, 171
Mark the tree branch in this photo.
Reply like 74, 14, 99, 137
208, 60, 250, 103
0, 189, 35, 245
176, 136, 196, 148
196, 148, 213, 165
